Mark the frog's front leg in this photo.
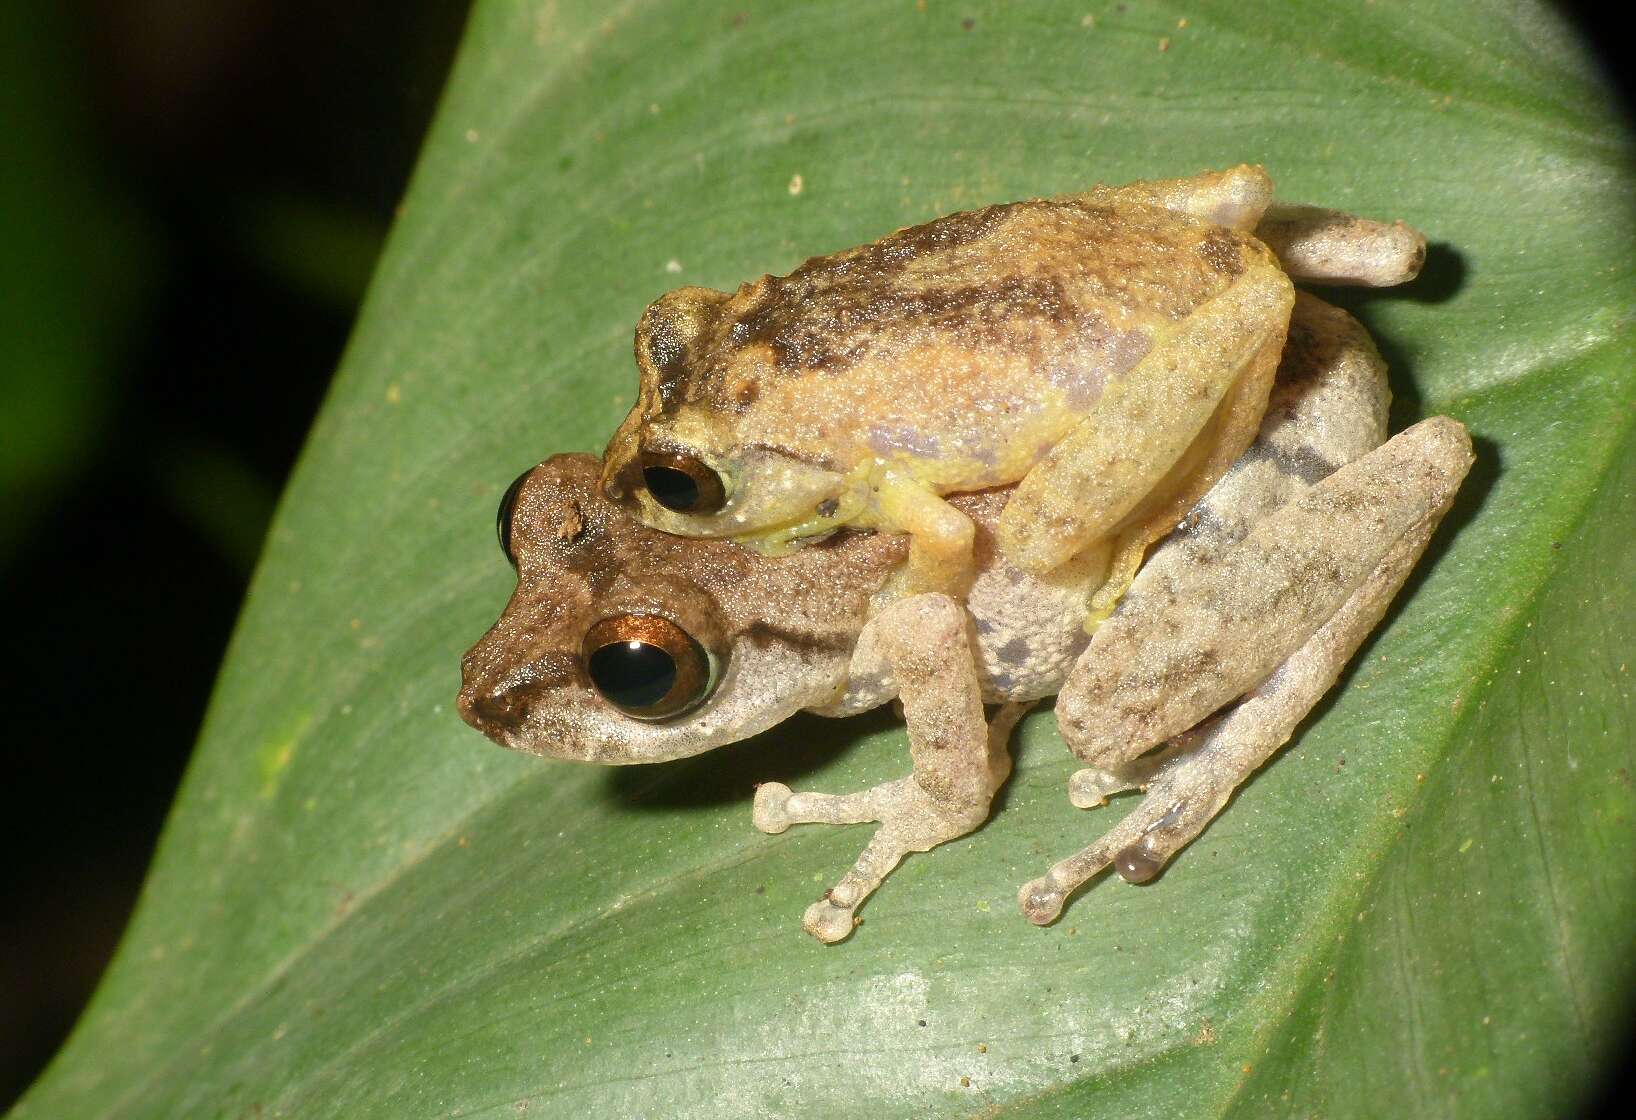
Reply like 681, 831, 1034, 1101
1019, 416, 1473, 923
870, 469, 976, 596
752, 595, 1017, 943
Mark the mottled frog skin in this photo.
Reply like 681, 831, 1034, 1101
463, 296, 1469, 943
601, 166, 1424, 612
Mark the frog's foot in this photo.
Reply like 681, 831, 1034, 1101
1066, 732, 1199, 808
755, 705, 1028, 943
1025, 506, 1417, 924
756, 774, 994, 943
1021, 733, 1236, 924
755, 595, 1016, 943
1254, 204, 1426, 288
1026, 515, 1415, 925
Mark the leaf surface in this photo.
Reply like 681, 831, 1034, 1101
18, 2, 1635, 1117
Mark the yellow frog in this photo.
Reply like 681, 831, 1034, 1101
601, 166, 1424, 612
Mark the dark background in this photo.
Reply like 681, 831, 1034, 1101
1, 0, 468, 1104
0, 1, 1630, 1113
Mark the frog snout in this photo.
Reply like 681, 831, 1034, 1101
457, 649, 583, 742
457, 679, 532, 738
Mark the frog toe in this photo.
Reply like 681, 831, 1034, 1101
1067, 766, 1127, 808
752, 781, 796, 833
1254, 204, 1428, 287
1067, 733, 1202, 807
1020, 757, 1228, 922
803, 896, 861, 944
1018, 879, 1069, 926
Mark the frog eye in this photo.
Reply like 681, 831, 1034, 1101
495, 468, 532, 566
582, 614, 718, 720
639, 450, 726, 515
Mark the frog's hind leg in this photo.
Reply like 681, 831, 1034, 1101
1070, 164, 1275, 232
997, 257, 1293, 588
1018, 296, 1472, 922
1019, 423, 1469, 922
752, 595, 1023, 943
1069, 169, 1426, 287
1054, 410, 1472, 772
1020, 415, 1472, 922
1255, 204, 1427, 288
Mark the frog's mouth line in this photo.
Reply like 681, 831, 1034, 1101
466, 632, 854, 767
627, 474, 852, 549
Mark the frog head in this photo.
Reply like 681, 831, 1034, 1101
600, 285, 853, 550
458, 454, 903, 763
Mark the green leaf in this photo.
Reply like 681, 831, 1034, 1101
18, 2, 1635, 1117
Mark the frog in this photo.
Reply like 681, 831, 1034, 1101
462, 294, 1471, 943
599, 165, 1429, 616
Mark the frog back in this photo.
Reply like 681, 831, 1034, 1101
654, 196, 1284, 493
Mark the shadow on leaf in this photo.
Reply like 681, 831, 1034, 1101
603, 708, 902, 810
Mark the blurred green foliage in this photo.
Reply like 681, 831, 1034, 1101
0, 3, 155, 566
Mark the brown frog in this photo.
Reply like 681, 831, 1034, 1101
461, 296, 1471, 942
600, 166, 1426, 614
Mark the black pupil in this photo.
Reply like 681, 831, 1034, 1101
644, 465, 701, 512
495, 469, 530, 564
587, 640, 678, 710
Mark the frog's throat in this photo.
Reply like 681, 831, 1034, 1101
731, 482, 871, 555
